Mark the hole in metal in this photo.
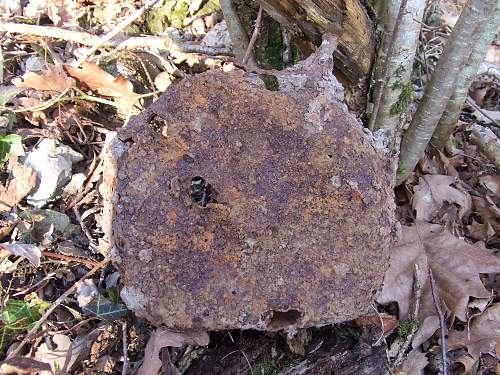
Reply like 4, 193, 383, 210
190, 176, 216, 207
268, 309, 302, 330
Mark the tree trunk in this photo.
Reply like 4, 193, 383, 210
396, 0, 494, 185
370, 0, 426, 135
256, 0, 374, 110
431, 1, 500, 149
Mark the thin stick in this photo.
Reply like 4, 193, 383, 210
41, 251, 100, 268
394, 263, 422, 367
7, 257, 109, 358
122, 320, 128, 375
466, 97, 500, 128
368, 0, 409, 131
243, 6, 263, 65
74, 0, 161, 66
428, 267, 448, 375
0, 22, 232, 56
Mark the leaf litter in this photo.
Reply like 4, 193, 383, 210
0, 0, 498, 374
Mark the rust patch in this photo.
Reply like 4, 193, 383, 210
104, 36, 397, 331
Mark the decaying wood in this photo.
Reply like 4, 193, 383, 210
256, 0, 374, 108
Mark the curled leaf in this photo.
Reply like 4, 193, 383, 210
65, 62, 139, 103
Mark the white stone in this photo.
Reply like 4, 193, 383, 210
23, 139, 83, 207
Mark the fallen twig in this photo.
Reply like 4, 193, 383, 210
470, 123, 500, 169
7, 257, 110, 358
0, 22, 232, 56
41, 250, 100, 268
243, 5, 263, 65
429, 267, 448, 375
75, 0, 161, 66
121, 320, 128, 375
394, 264, 422, 367
466, 97, 500, 129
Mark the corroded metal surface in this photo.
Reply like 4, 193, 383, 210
105, 36, 397, 331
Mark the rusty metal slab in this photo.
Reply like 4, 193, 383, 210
103, 37, 397, 331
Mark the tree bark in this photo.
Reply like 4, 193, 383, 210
396, 0, 493, 185
371, 0, 426, 134
256, 0, 374, 110
431, 1, 500, 149
220, 0, 256, 65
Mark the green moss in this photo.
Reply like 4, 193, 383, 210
390, 81, 413, 116
396, 164, 407, 179
397, 319, 419, 337
254, 355, 279, 375
145, 0, 190, 33
264, 22, 284, 70
169, 0, 190, 28
261, 75, 280, 91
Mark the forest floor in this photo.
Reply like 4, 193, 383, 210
0, 0, 498, 374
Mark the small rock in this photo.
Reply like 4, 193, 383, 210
154, 72, 173, 92
23, 139, 83, 207
201, 21, 231, 48
20, 208, 71, 242
25, 55, 45, 72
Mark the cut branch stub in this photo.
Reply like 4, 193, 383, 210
103, 40, 396, 331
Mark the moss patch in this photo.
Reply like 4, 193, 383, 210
390, 81, 413, 116
264, 21, 284, 70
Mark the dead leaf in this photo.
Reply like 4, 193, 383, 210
467, 219, 496, 242
355, 313, 399, 335
448, 303, 500, 362
47, 0, 82, 26
14, 64, 75, 92
472, 196, 500, 232
0, 242, 42, 267
34, 333, 93, 375
412, 175, 471, 222
377, 223, 500, 347
65, 62, 139, 103
137, 329, 209, 375
399, 349, 428, 375
0, 163, 37, 212
0, 356, 52, 374
479, 175, 500, 197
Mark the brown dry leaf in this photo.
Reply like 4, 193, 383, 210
35, 333, 93, 375
355, 313, 399, 335
14, 64, 75, 92
472, 196, 500, 232
0, 356, 52, 374
0, 242, 42, 266
412, 175, 471, 222
377, 223, 500, 346
47, 0, 83, 26
137, 329, 209, 375
65, 62, 139, 103
399, 349, 428, 375
448, 303, 500, 362
0, 163, 37, 212
467, 219, 496, 242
